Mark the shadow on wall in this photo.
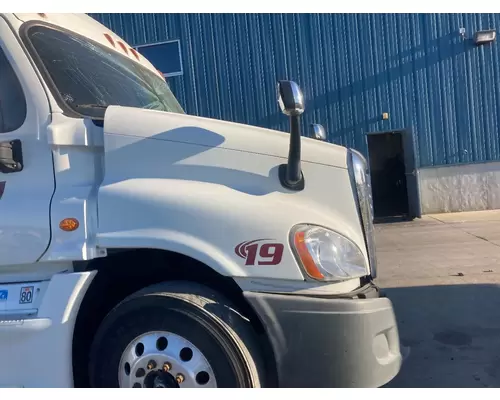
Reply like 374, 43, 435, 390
383, 283, 500, 388
256, 31, 476, 156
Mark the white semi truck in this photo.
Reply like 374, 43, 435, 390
0, 13, 402, 388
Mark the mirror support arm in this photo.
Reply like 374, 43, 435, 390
286, 115, 302, 185
279, 115, 304, 190
277, 80, 306, 191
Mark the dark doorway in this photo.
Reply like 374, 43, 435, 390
367, 131, 413, 222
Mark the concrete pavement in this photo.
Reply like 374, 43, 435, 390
376, 210, 500, 387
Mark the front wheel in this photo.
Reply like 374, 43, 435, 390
89, 281, 265, 388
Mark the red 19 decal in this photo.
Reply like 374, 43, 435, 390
235, 239, 284, 266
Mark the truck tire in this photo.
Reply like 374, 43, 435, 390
88, 281, 265, 388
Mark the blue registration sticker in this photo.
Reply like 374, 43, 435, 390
0, 290, 8, 301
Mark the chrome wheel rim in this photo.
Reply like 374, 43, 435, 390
118, 331, 217, 388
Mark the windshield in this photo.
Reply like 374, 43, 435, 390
24, 24, 185, 118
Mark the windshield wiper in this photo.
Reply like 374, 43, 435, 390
74, 103, 109, 109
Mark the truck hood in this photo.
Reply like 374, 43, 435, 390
103, 106, 348, 169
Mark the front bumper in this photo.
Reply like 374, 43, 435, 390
244, 284, 402, 388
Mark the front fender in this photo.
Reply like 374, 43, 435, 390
96, 228, 243, 278
96, 178, 308, 281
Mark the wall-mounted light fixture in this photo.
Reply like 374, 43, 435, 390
474, 29, 496, 45
459, 27, 466, 40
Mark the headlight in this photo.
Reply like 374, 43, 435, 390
291, 224, 369, 282
348, 149, 377, 278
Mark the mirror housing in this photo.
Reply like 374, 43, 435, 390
277, 80, 305, 191
311, 124, 326, 141
277, 80, 305, 117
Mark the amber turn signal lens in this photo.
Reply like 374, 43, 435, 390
294, 231, 324, 280
59, 218, 79, 232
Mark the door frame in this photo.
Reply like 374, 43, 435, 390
365, 129, 422, 219
0, 18, 56, 265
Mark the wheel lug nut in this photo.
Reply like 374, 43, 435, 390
163, 362, 171, 372
176, 373, 184, 384
147, 360, 157, 370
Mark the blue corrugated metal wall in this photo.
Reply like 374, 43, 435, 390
89, 13, 500, 168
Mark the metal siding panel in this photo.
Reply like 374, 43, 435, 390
452, 14, 470, 165
237, 14, 256, 124
425, 14, 440, 167
199, 14, 217, 119
255, 15, 276, 129
90, 13, 500, 167
317, 14, 337, 145
332, 14, 348, 148
415, 15, 432, 167
343, 14, 357, 150
395, 14, 412, 139
483, 15, 499, 161
227, 14, 246, 124
357, 13, 376, 155
464, 13, 478, 164
256, 14, 278, 129
440, 14, 458, 165
491, 16, 500, 161
211, 14, 229, 122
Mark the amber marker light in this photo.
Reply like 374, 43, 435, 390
59, 218, 80, 232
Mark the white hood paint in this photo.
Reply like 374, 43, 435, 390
102, 106, 348, 169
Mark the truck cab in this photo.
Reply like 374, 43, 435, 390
0, 13, 402, 388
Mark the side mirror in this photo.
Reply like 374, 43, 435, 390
276, 80, 305, 191
277, 80, 305, 117
311, 124, 326, 141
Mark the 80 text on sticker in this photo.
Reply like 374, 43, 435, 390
19, 286, 34, 304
